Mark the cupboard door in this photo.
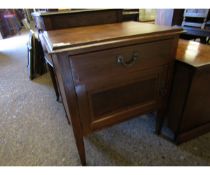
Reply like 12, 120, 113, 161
74, 67, 168, 134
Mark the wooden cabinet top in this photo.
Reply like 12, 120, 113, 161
176, 39, 210, 67
42, 21, 182, 53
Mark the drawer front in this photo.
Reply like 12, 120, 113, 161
70, 39, 174, 89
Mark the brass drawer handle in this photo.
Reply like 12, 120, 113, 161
117, 52, 138, 68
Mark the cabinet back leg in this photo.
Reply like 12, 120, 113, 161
156, 110, 165, 135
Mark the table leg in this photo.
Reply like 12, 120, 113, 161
72, 128, 86, 166
48, 63, 60, 101
52, 53, 87, 165
155, 110, 165, 135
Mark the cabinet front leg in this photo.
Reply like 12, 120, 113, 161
53, 53, 87, 165
72, 129, 86, 166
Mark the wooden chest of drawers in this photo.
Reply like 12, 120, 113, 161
40, 22, 182, 165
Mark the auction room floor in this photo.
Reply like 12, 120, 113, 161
0, 32, 210, 166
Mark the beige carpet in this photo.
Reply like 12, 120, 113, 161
0, 32, 210, 166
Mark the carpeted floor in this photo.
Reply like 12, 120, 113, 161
0, 32, 210, 166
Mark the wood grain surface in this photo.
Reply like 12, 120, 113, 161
176, 39, 210, 67
44, 21, 182, 51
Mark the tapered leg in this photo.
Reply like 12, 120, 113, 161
48, 63, 60, 101
155, 110, 165, 135
65, 114, 71, 125
72, 130, 86, 166
52, 53, 87, 165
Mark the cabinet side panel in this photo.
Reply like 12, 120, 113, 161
167, 62, 192, 133
181, 67, 210, 132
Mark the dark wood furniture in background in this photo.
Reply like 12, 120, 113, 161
122, 9, 139, 21
32, 9, 140, 31
45, 55, 60, 101
0, 9, 22, 39
166, 39, 210, 144
40, 21, 182, 165
32, 9, 123, 31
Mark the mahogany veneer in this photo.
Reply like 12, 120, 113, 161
40, 21, 182, 165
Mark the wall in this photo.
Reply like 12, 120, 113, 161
139, 9, 156, 21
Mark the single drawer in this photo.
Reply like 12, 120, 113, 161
70, 39, 174, 89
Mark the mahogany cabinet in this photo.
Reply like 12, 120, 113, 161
40, 22, 182, 165
167, 40, 210, 144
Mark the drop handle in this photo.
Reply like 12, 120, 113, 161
117, 52, 139, 68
